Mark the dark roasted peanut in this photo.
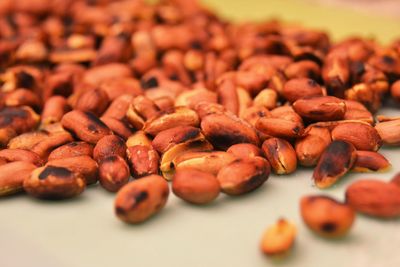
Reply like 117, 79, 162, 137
260, 218, 296, 256
0, 149, 43, 166
61, 110, 112, 144
201, 113, 259, 150
41, 96, 70, 125
48, 142, 93, 161
99, 155, 130, 193
24, 165, 86, 200
46, 156, 98, 185
115, 175, 169, 224
0, 106, 40, 134
332, 121, 382, 151
293, 96, 346, 122
93, 135, 127, 162
127, 145, 160, 178
217, 157, 270, 195
346, 179, 400, 218
152, 126, 202, 154
313, 140, 356, 188
300, 195, 355, 238
7, 131, 48, 150
262, 138, 297, 175
295, 126, 331, 167
227, 143, 264, 159
375, 119, 400, 146
281, 78, 323, 103
31, 131, 74, 159
352, 151, 391, 172
256, 117, 304, 139
4, 89, 42, 110
0, 161, 36, 196
172, 168, 220, 204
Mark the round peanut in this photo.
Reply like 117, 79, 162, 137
99, 155, 130, 192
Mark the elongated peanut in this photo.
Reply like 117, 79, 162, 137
332, 122, 382, 151
227, 143, 264, 159
346, 179, 400, 218
262, 138, 297, 174
217, 157, 270, 195
256, 117, 303, 139
260, 218, 296, 256
352, 151, 391, 172
127, 145, 160, 178
7, 131, 48, 150
282, 78, 323, 103
152, 126, 202, 154
375, 119, 400, 146
0, 161, 36, 196
24, 165, 86, 199
61, 110, 112, 144
0, 106, 40, 134
115, 175, 169, 224
343, 100, 373, 124
172, 168, 220, 204
0, 149, 43, 166
102, 95, 134, 120
41, 96, 70, 125
300, 195, 355, 238
93, 135, 127, 162
31, 131, 74, 159
293, 96, 346, 121
313, 140, 356, 188
48, 141, 93, 161
46, 156, 98, 185
100, 117, 134, 140
99, 155, 130, 192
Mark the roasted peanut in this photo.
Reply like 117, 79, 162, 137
61, 110, 112, 144
0, 106, 40, 134
352, 151, 391, 172
343, 100, 373, 124
281, 78, 323, 103
375, 119, 400, 146
293, 96, 346, 122
227, 143, 264, 159
253, 89, 278, 110
300, 195, 355, 238
41, 96, 70, 125
24, 165, 86, 200
7, 130, 48, 150
47, 142, 93, 161
332, 121, 382, 151
99, 155, 130, 193
0, 161, 36, 196
126, 130, 152, 148
75, 88, 110, 116
262, 138, 297, 175
0, 127, 17, 148
391, 80, 400, 102
100, 117, 133, 140
0, 149, 43, 166
346, 179, 400, 218
256, 117, 304, 139
31, 131, 74, 159
115, 175, 169, 224
295, 126, 331, 166
172, 168, 220, 204
127, 145, 160, 178
152, 126, 202, 154
313, 140, 356, 189
93, 135, 127, 162
102, 95, 134, 120
217, 157, 270, 195
391, 173, 400, 187
175, 88, 217, 109
260, 218, 296, 256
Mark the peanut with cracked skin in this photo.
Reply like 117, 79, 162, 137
260, 218, 297, 256
300, 195, 355, 238
127, 145, 160, 178
172, 168, 220, 204
227, 143, 264, 159
262, 138, 297, 175
98, 155, 130, 193
115, 175, 169, 224
48, 141, 94, 161
292, 96, 346, 122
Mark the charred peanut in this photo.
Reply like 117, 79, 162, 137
256, 117, 304, 139
391, 80, 400, 102
260, 218, 297, 256
75, 88, 110, 116
262, 138, 297, 175
48, 142, 94, 161
172, 168, 220, 204
227, 143, 264, 159
0, 106, 40, 134
217, 157, 270, 195
300, 195, 355, 238
126, 130, 153, 148
127, 145, 160, 178
93, 135, 127, 162
99, 155, 130, 193
152, 126, 202, 154
375, 119, 400, 146
292, 96, 346, 122
41, 96, 70, 125
143, 107, 199, 136
24, 165, 86, 200
100, 117, 133, 140
0, 161, 36, 196
0, 149, 43, 166
31, 131, 74, 159
7, 131, 48, 150
201, 113, 260, 150
281, 78, 323, 103
352, 151, 391, 172
295, 126, 331, 167
61, 110, 112, 144
332, 122, 382, 151
313, 140, 356, 189
346, 179, 400, 218
115, 175, 169, 224
46, 156, 98, 185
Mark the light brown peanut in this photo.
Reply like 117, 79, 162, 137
48, 141, 93, 161
260, 218, 296, 256
0, 161, 36, 196
375, 119, 400, 146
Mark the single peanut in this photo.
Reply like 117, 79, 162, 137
0, 161, 36, 196
262, 138, 297, 175
227, 143, 264, 159
260, 218, 296, 256
99, 155, 130, 193
93, 135, 127, 162
352, 151, 391, 172
127, 145, 160, 178
48, 141, 93, 161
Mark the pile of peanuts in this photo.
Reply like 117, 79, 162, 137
1, 0, 400, 257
